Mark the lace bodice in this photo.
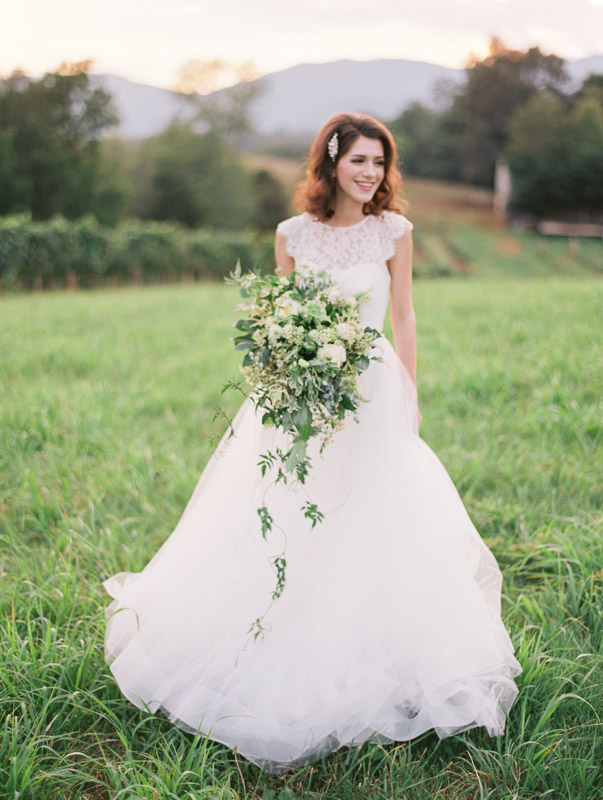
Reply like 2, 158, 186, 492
276, 211, 413, 330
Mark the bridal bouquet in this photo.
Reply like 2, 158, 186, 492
224, 262, 382, 640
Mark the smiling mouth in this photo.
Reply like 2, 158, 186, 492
355, 181, 375, 191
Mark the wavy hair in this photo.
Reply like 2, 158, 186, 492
294, 112, 404, 220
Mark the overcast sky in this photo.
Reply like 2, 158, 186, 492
3, 0, 602, 90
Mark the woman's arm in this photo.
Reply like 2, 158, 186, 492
388, 229, 422, 426
274, 232, 295, 278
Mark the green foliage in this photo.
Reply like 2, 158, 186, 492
507, 94, 603, 218
571, 71, 603, 108
0, 278, 601, 798
0, 60, 289, 233
137, 122, 254, 229
0, 214, 275, 290
389, 37, 580, 191
0, 61, 121, 221
391, 102, 463, 182
1, 206, 600, 292
455, 38, 570, 187
250, 168, 290, 231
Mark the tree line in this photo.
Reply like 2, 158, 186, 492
0, 60, 290, 231
390, 38, 603, 222
0, 40, 602, 232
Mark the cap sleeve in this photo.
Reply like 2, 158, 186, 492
379, 212, 414, 262
276, 214, 306, 261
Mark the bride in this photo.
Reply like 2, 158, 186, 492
103, 111, 522, 774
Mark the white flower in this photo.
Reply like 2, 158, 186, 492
334, 322, 355, 341
318, 328, 334, 344
318, 343, 347, 367
268, 324, 283, 343
326, 286, 342, 302
275, 295, 302, 317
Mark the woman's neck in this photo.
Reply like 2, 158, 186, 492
328, 194, 366, 227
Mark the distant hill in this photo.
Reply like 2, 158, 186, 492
91, 55, 603, 141
245, 59, 464, 135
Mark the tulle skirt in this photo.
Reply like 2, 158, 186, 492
103, 335, 522, 773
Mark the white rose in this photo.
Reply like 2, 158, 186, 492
318, 343, 347, 367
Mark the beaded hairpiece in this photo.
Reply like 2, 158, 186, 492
327, 131, 339, 162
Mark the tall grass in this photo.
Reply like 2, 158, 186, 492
1, 276, 601, 799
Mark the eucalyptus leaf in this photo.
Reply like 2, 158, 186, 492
292, 403, 312, 441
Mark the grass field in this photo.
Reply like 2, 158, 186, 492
1, 274, 602, 799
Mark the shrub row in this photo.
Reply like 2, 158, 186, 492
0, 214, 276, 291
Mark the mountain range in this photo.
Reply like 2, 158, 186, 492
92, 55, 603, 141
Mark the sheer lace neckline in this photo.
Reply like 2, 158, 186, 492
312, 214, 372, 231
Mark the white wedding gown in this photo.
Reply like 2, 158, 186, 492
103, 210, 522, 774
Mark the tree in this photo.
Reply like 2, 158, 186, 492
389, 101, 463, 181
250, 169, 290, 231
564, 98, 603, 217
137, 120, 253, 229
506, 91, 603, 219
568, 72, 603, 109
172, 59, 262, 151
506, 93, 569, 216
455, 38, 570, 187
0, 61, 120, 220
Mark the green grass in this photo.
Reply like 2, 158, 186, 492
1, 276, 602, 799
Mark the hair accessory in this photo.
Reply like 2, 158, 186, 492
327, 131, 339, 161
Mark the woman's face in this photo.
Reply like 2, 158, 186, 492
333, 135, 385, 206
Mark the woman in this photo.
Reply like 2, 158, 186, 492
104, 112, 522, 775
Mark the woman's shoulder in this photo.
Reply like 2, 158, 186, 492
374, 209, 414, 237
374, 210, 413, 262
276, 213, 312, 260
275, 212, 312, 239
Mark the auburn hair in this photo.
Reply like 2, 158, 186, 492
294, 112, 404, 220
